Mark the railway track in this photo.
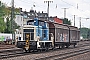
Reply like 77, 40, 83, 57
29, 45, 90, 60
0, 40, 90, 60
35, 47, 90, 60
72, 40, 90, 48
0, 48, 28, 59
34, 41, 90, 60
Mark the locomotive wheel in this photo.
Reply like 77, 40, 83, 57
61, 45, 64, 49
29, 49, 31, 53
59, 45, 61, 49
25, 49, 28, 52
73, 44, 76, 48
66, 45, 69, 48
51, 47, 55, 50
45, 47, 49, 51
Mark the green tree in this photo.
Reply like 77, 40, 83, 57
62, 18, 71, 25
0, 17, 6, 33
4, 17, 11, 33
0, 3, 8, 33
0, 1, 20, 33
79, 27, 89, 39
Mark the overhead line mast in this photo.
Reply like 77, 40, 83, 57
62, 8, 68, 18
73, 15, 77, 26
11, 0, 14, 44
44, 0, 53, 18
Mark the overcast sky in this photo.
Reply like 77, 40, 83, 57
1, 0, 90, 28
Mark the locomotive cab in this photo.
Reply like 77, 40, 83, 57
16, 25, 38, 51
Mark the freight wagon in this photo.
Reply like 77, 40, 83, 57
16, 18, 80, 52
49, 22, 80, 48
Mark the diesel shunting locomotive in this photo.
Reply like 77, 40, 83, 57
16, 18, 80, 52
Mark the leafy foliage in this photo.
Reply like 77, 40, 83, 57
4, 17, 11, 33
62, 18, 71, 25
79, 27, 89, 39
0, 1, 6, 33
0, 1, 20, 33
86, 29, 90, 39
0, 17, 6, 33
